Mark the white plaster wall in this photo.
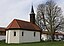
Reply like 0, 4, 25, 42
41, 34, 48, 41
6, 30, 20, 43
19, 30, 40, 43
6, 30, 40, 43
58, 35, 63, 39
41, 34, 64, 41
54, 35, 63, 40
0, 35, 6, 40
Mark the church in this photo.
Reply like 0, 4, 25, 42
6, 5, 42, 43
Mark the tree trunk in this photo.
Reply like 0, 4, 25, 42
51, 34, 55, 41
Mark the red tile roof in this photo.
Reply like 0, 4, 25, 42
0, 27, 6, 31
55, 32, 64, 35
42, 31, 64, 35
6, 19, 41, 32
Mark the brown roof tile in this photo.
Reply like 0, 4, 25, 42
0, 27, 6, 31
42, 31, 64, 35
6, 19, 41, 32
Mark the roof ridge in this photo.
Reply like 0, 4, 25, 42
14, 19, 30, 23
7, 20, 14, 29
15, 20, 21, 28
7, 19, 21, 29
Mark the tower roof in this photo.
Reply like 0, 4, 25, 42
30, 5, 35, 14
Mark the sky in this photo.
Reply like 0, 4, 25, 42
0, 0, 64, 27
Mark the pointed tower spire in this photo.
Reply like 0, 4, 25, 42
30, 5, 35, 24
31, 5, 34, 14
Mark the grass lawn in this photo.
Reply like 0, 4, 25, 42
0, 41, 64, 46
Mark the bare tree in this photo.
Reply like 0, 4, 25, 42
36, 0, 64, 41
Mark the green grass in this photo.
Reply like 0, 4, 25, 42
0, 41, 64, 46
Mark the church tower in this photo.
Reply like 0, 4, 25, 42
30, 5, 35, 24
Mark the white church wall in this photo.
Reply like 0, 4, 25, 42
19, 30, 40, 43
6, 30, 40, 43
6, 30, 20, 43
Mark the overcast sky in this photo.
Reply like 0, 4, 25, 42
0, 0, 64, 27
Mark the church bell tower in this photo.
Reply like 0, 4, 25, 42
30, 5, 35, 24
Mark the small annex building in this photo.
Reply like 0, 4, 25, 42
0, 27, 6, 40
41, 31, 64, 41
6, 5, 41, 43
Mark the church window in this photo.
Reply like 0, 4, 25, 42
34, 32, 36, 37
14, 32, 16, 36
22, 32, 24, 36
